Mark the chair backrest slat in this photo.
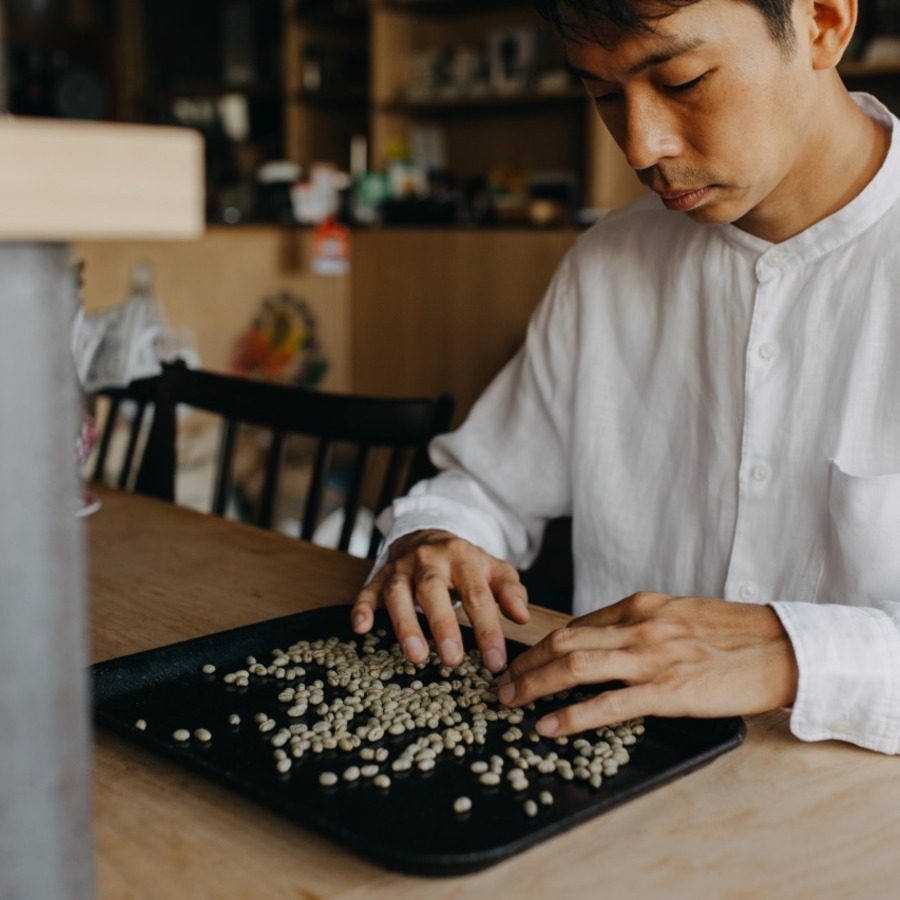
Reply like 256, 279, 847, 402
257, 431, 286, 529
337, 444, 370, 553
212, 419, 239, 516
91, 396, 121, 483
90, 375, 161, 490
117, 400, 149, 489
404, 394, 454, 492
367, 447, 408, 558
301, 439, 332, 542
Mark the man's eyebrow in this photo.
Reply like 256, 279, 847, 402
566, 36, 707, 82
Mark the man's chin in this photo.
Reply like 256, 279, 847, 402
674, 195, 743, 228
682, 205, 734, 226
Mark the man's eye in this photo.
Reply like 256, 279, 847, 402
593, 92, 622, 105
666, 74, 706, 93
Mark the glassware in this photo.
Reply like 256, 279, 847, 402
76, 392, 101, 517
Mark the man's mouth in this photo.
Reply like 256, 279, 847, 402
656, 186, 712, 212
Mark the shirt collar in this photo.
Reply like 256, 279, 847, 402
720, 93, 900, 264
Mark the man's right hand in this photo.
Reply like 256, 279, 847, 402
351, 529, 529, 673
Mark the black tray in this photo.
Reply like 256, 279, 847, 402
91, 605, 745, 876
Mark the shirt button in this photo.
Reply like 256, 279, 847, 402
767, 250, 786, 268
759, 342, 779, 361
739, 583, 758, 601
751, 463, 772, 483
829, 719, 852, 735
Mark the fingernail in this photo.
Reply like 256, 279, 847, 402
440, 639, 462, 665
403, 636, 427, 661
537, 714, 559, 736
352, 610, 367, 632
498, 682, 515, 705
484, 647, 505, 672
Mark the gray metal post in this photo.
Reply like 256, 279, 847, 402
0, 243, 94, 899
0, 2, 6, 117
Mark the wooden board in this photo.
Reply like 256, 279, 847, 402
0, 117, 203, 240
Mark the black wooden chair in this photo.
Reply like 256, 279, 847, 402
135, 362, 455, 558
90, 374, 162, 490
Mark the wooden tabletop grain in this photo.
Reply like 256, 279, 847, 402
87, 487, 900, 899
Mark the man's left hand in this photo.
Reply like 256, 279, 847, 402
496, 592, 799, 736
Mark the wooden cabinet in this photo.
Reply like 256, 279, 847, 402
349, 226, 578, 421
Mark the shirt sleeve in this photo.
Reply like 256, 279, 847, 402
770, 600, 900, 754
369, 254, 579, 579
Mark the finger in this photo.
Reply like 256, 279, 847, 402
351, 574, 385, 634
499, 624, 629, 688
567, 592, 671, 629
454, 560, 507, 673
491, 563, 530, 624
536, 683, 658, 737
498, 646, 642, 708
382, 571, 430, 664
412, 564, 464, 666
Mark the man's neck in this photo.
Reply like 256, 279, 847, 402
736, 82, 891, 244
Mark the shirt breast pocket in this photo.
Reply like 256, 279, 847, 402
822, 460, 900, 606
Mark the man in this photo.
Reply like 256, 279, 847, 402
353, 0, 900, 754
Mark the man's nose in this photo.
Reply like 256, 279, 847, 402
620, 96, 680, 171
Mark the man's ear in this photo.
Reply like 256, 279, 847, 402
805, 0, 858, 70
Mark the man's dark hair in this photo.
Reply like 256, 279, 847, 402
534, 0, 796, 51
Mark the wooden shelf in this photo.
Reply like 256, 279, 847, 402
839, 59, 900, 78
379, 85, 586, 116
296, 88, 369, 107
142, 82, 281, 102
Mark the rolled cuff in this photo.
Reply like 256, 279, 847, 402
771, 601, 900, 754
366, 492, 512, 585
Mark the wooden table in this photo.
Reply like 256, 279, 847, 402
89, 487, 900, 898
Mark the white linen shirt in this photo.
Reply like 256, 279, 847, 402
374, 94, 900, 754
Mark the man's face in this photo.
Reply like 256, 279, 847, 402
568, 0, 822, 241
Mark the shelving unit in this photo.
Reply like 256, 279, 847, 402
283, 0, 643, 209
284, 0, 370, 170
371, 0, 593, 189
